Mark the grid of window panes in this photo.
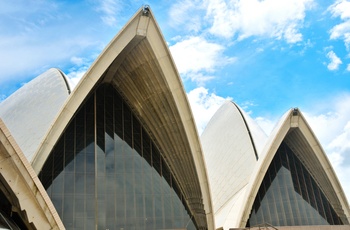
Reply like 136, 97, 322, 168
39, 84, 197, 230
247, 142, 344, 227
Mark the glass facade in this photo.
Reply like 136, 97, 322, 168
39, 84, 197, 230
0, 189, 24, 230
247, 141, 344, 227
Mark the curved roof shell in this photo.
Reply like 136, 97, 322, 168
237, 108, 350, 227
202, 102, 350, 229
0, 68, 71, 161
0, 119, 64, 229
201, 101, 267, 228
32, 7, 214, 229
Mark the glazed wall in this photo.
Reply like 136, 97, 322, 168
247, 142, 344, 227
39, 84, 197, 230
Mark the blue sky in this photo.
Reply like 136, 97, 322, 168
1, 0, 350, 204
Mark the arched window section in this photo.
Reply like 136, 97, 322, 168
39, 83, 197, 230
247, 142, 344, 227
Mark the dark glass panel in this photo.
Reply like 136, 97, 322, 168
123, 101, 132, 147
41, 152, 54, 190
85, 95, 95, 145
247, 142, 344, 227
39, 83, 198, 230
53, 138, 64, 181
62, 194, 74, 228
105, 133, 115, 174
152, 144, 161, 175
75, 105, 85, 154
113, 89, 123, 138
51, 195, 63, 217
162, 158, 171, 188
52, 171, 64, 195
105, 85, 114, 139
75, 195, 84, 218
64, 121, 75, 173
133, 115, 142, 154
142, 127, 152, 166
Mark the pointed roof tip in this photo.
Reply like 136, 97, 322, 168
292, 107, 299, 116
142, 4, 151, 16
32, 6, 214, 229
237, 105, 350, 227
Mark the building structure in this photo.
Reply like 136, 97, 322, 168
201, 101, 350, 229
0, 5, 349, 230
0, 6, 213, 230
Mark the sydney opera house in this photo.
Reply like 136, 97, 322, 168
0, 6, 349, 230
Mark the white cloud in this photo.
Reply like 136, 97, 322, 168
70, 56, 85, 66
205, 0, 313, 43
329, 0, 350, 19
329, 0, 350, 50
169, 36, 235, 84
65, 56, 93, 89
96, 0, 121, 27
347, 64, 350, 71
169, 0, 205, 32
326, 50, 342, 70
187, 87, 231, 134
0, 1, 107, 86
255, 116, 275, 135
66, 67, 88, 89
303, 94, 350, 201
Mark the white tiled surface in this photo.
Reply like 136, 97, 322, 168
201, 101, 267, 228
0, 68, 70, 161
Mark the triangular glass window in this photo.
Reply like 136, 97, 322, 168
247, 141, 343, 226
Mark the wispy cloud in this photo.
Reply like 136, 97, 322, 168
0, 1, 110, 90
303, 94, 350, 199
96, 0, 121, 27
329, 0, 350, 50
66, 56, 94, 88
187, 87, 231, 134
326, 50, 342, 70
169, 36, 236, 84
169, 0, 205, 33
205, 0, 313, 43
255, 116, 276, 136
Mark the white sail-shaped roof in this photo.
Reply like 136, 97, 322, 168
31, 7, 214, 229
0, 68, 71, 161
201, 101, 267, 229
202, 102, 350, 229
237, 108, 350, 227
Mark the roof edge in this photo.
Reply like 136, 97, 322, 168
31, 6, 214, 229
237, 108, 350, 227
0, 119, 65, 229
32, 8, 145, 171
56, 68, 72, 94
231, 102, 259, 160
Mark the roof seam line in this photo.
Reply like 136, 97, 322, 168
232, 102, 259, 161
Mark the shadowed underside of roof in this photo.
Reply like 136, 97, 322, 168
32, 7, 213, 229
